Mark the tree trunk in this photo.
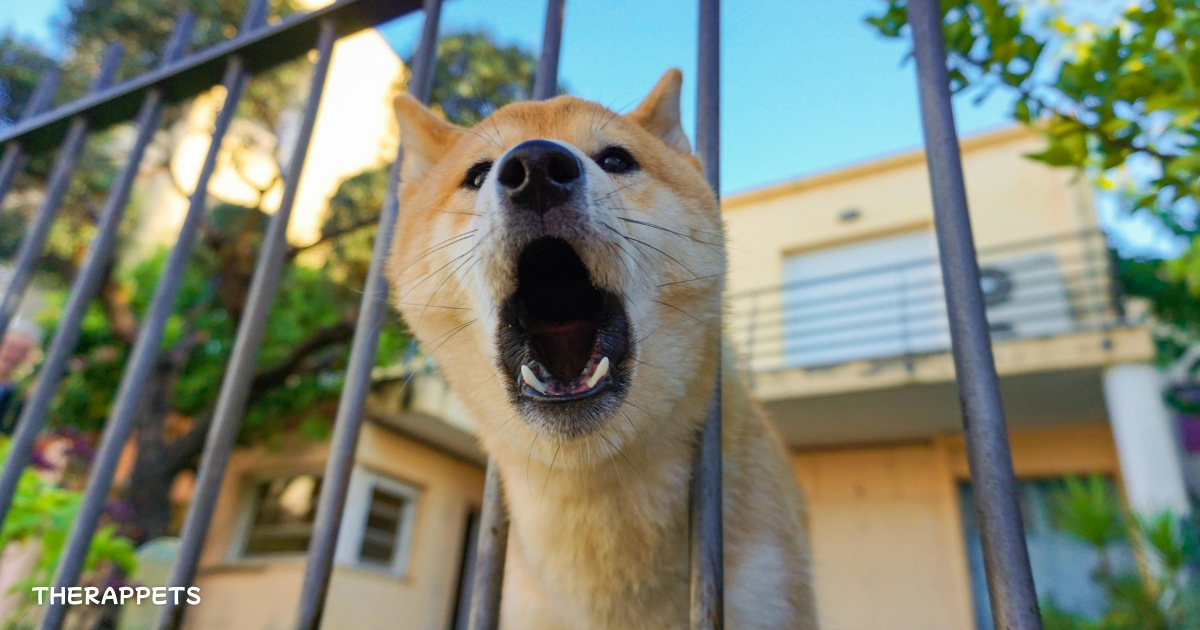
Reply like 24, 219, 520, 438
125, 365, 206, 543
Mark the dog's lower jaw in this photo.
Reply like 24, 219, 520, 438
481, 357, 819, 630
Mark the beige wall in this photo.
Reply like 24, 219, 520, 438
792, 424, 1121, 630
186, 422, 484, 630
722, 126, 1096, 298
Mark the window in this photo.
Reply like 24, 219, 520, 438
959, 478, 1134, 630
334, 469, 419, 576
235, 468, 418, 576
242, 473, 323, 556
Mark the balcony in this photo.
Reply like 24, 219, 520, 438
726, 230, 1154, 446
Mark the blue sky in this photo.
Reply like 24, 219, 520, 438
377, 0, 1017, 196
4, 0, 1015, 196
3, 0, 1177, 254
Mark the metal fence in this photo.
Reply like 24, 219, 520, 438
0, 0, 1045, 629
730, 230, 1125, 374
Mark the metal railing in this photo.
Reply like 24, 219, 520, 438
0, 0, 1046, 629
730, 230, 1125, 374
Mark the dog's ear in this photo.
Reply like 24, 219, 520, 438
394, 93, 460, 181
627, 69, 691, 154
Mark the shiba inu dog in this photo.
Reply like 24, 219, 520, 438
386, 69, 817, 629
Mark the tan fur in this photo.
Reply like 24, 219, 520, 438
386, 69, 817, 629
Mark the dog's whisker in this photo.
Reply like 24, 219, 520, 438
619, 408, 648, 453
657, 272, 726, 288
543, 440, 562, 499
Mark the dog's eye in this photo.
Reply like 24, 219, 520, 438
595, 147, 638, 174
462, 161, 493, 190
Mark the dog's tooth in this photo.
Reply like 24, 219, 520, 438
586, 356, 610, 389
521, 365, 548, 394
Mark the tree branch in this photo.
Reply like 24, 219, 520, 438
287, 213, 379, 259
163, 316, 357, 467
249, 317, 357, 397
98, 272, 140, 346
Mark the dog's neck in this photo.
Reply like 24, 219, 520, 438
482, 345, 719, 605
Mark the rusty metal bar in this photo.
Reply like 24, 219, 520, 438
532, 0, 566, 101
33, 5, 270, 629
467, 461, 510, 630
154, 17, 340, 630
290, 1, 442, 628
0, 45, 124, 344
0, 13, 194, 536
690, 0, 723, 627
0, 70, 60, 205
907, 1, 1042, 629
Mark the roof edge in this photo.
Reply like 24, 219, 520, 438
721, 125, 1037, 211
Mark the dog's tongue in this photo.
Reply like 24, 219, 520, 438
529, 320, 596, 380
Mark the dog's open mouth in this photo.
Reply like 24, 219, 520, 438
498, 238, 630, 404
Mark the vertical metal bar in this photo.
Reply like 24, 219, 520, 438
532, 0, 566, 101
290, 3, 442, 628
0, 70, 60, 205
33, 4, 269, 629
1103, 237, 1126, 326
0, 12, 194, 537
691, 0, 723, 628
907, 2, 1042, 630
155, 18, 340, 630
466, 461, 509, 630
465, 3, 567, 626
0, 45, 124, 342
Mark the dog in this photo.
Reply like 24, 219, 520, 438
386, 69, 817, 629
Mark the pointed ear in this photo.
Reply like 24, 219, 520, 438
393, 93, 459, 181
627, 69, 691, 154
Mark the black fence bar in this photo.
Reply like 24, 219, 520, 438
0, 0, 428, 155
291, 0, 442, 627
154, 17, 342, 630
690, 0, 723, 627
0, 70, 60, 205
907, 1, 1042, 630
0, 45, 124, 343
33, 3, 270, 627
0, 13, 194, 534
466, 2, 566, 626
467, 461, 510, 630
532, 0, 565, 101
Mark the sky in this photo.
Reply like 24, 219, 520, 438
377, 0, 1018, 196
1, 0, 1178, 253
3, 0, 1016, 196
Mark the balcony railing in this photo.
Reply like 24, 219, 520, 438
729, 230, 1126, 374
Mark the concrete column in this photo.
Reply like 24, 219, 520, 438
1102, 363, 1191, 516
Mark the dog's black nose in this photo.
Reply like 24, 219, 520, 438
497, 140, 582, 215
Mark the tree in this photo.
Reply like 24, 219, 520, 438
1041, 475, 1199, 630
866, 0, 1200, 366
1, 8, 541, 550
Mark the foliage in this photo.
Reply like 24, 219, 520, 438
866, 0, 1200, 364
1040, 475, 1199, 630
0, 438, 138, 629
0, 37, 58, 127
1, 0, 541, 547
416, 32, 540, 126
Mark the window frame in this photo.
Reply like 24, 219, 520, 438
229, 468, 325, 562
334, 467, 420, 578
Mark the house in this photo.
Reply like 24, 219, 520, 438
182, 126, 1193, 630
722, 125, 1192, 630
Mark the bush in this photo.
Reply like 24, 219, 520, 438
0, 438, 137, 629
1044, 475, 1199, 630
